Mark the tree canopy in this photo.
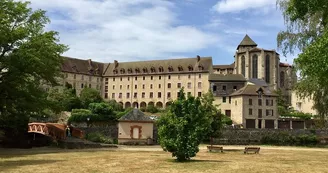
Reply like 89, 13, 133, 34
79, 88, 103, 108
0, 0, 67, 146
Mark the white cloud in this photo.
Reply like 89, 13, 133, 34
213, 0, 275, 14
22, 0, 218, 62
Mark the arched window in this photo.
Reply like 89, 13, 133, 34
143, 67, 148, 73
188, 65, 193, 71
198, 64, 204, 71
265, 55, 270, 83
252, 54, 258, 78
120, 68, 125, 74
241, 55, 245, 77
159, 66, 164, 72
150, 67, 156, 73
168, 66, 173, 72
280, 71, 285, 87
178, 65, 183, 71
128, 68, 132, 74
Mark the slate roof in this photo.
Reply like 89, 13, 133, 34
247, 78, 269, 87
61, 56, 104, 76
236, 48, 280, 55
213, 62, 235, 69
209, 74, 246, 82
230, 84, 277, 97
279, 62, 292, 67
119, 108, 153, 122
102, 56, 213, 76
237, 34, 258, 49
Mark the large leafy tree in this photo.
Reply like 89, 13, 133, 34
157, 89, 212, 161
0, 0, 67, 146
79, 88, 103, 108
277, 0, 328, 125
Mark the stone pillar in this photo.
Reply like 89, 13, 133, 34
260, 49, 265, 79
246, 50, 249, 79
262, 119, 266, 129
255, 119, 259, 129
290, 120, 293, 129
274, 119, 278, 129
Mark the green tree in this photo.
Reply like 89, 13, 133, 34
47, 87, 81, 113
0, 0, 67, 146
79, 88, 103, 108
277, 0, 328, 126
107, 99, 123, 112
88, 102, 116, 121
157, 89, 211, 161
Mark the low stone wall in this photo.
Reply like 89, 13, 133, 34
214, 129, 328, 145
71, 122, 118, 139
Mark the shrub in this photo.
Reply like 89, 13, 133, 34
146, 105, 158, 113
140, 107, 146, 112
261, 132, 318, 146
85, 132, 112, 144
68, 109, 94, 123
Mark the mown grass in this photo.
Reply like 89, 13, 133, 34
0, 146, 328, 173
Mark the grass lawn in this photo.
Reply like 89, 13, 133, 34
1, 146, 328, 173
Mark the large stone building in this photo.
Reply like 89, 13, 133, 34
56, 35, 296, 128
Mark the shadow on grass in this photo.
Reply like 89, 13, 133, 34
167, 159, 230, 163
0, 159, 64, 172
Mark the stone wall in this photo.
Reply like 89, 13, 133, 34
71, 122, 118, 139
214, 128, 328, 145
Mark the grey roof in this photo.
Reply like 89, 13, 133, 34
209, 74, 246, 81
237, 34, 257, 49
213, 62, 235, 69
119, 108, 153, 122
102, 56, 213, 76
61, 56, 104, 76
248, 78, 268, 87
230, 84, 277, 97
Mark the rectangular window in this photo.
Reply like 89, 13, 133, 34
151, 76, 153, 80
119, 93, 122, 98
223, 85, 226, 91
258, 109, 262, 118
150, 84, 153, 89
159, 84, 161, 89
178, 75, 180, 80
113, 77, 115, 82
177, 92, 180, 98
213, 85, 217, 91
105, 86, 108, 92
143, 76, 145, 80
168, 83, 171, 88
142, 92, 145, 98
223, 97, 226, 103
128, 77, 130, 81
127, 93, 130, 98
150, 92, 153, 98
249, 109, 252, 115
134, 92, 137, 98
188, 92, 191, 96
198, 92, 202, 97
74, 74, 76, 79
199, 74, 201, 79
266, 99, 269, 106
188, 75, 191, 79
135, 77, 137, 81
167, 92, 171, 98
135, 85, 137, 89
89, 84, 91, 88
266, 109, 274, 116
249, 99, 252, 105
120, 85, 122, 89
127, 85, 130, 89
177, 83, 181, 88
112, 93, 115, 99
198, 82, 202, 89
81, 83, 84, 88
187, 82, 192, 89
258, 99, 262, 106
158, 92, 161, 98
168, 75, 171, 80
159, 76, 162, 80
229, 96, 231, 104
104, 93, 108, 99
120, 77, 122, 81
233, 86, 237, 90
113, 85, 115, 89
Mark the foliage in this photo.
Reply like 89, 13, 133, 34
47, 87, 81, 113
275, 89, 289, 115
0, 0, 67, 146
88, 102, 116, 121
68, 109, 94, 123
108, 99, 123, 112
79, 88, 103, 108
261, 132, 318, 146
277, 0, 328, 126
85, 132, 112, 144
281, 111, 315, 120
146, 105, 159, 113
157, 89, 212, 161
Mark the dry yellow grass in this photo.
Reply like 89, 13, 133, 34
1, 146, 328, 173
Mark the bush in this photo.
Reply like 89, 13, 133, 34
116, 107, 133, 119
140, 107, 146, 112
68, 109, 94, 123
85, 132, 112, 144
146, 105, 158, 113
261, 132, 318, 146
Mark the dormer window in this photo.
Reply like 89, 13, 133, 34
178, 66, 183, 71
120, 68, 125, 74
168, 66, 173, 72
151, 67, 156, 73
113, 69, 118, 74
198, 64, 204, 71
128, 68, 133, 74
188, 65, 193, 71
135, 68, 140, 73
257, 88, 264, 98
143, 67, 148, 73
159, 66, 164, 72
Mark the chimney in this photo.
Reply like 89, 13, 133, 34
114, 60, 118, 68
88, 59, 92, 66
197, 55, 200, 62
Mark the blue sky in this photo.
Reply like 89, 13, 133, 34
24, 0, 293, 65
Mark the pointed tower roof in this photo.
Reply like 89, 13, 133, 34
237, 34, 257, 50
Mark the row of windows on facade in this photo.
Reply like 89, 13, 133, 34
248, 109, 274, 117
66, 73, 102, 82
74, 83, 101, 90
216, 69, 233, 74
240, 54, 287, 87
104, 91, 202, 99
106, 74, 202, 82
221, 97, 274, 106
212, 85, 238, 92
112, 65, 204, 74
105, 82, 202, 91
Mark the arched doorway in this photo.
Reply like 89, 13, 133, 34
165, 102, 172, 108
140, 102, 147, 108
119, 102, 123, 106
125, 102, 131, 108
148, 102, 154, 107
133, 102, 139, 108
156, 102, 163, 108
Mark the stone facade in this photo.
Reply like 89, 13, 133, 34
291, 92, 317, 115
